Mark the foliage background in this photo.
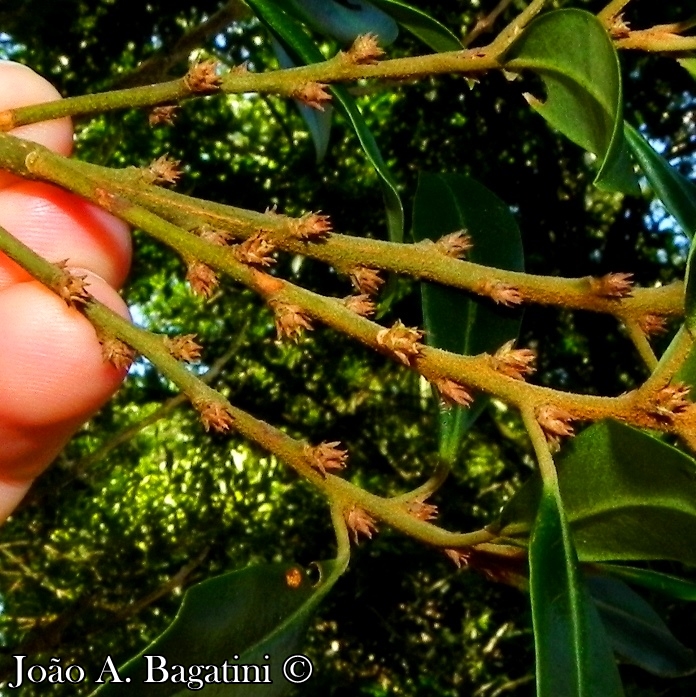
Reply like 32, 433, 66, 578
0, 0, 695, 694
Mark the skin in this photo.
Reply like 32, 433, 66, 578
0, 62, 132, 521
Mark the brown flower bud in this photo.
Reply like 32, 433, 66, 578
435, 230, 473, 258
293, 212, 332, 241
304, 441, 348, 477
406, 497, 438, 521
481, 280, 523, 306
350, 266, 384, 296
637, 313, 667, 336
433, 378, 473, 407
100, 337, 135, 370
652, 383, 690, 421
149, 105, 178, 126
55, 260, 91, 307
589, 272, 633, 299
345, 506, 378, 543
342, 33, 385, 65
233, 232, 276, 267
272, 301, 313, 342
196, 400, 234, 432
444, 548, 470, 568
536, 405, 574, 443
184, 59, 222, 93
490, 340, 536, 380
343, 294, 376, 318
163, 334, 202, 363
186, 261, 219, 298
293, 82, 332, 110
376, 320, 424, 366
147, 154, 181, 185
198, 225, 233, 247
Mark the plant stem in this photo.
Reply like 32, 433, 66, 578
521, 405, 557, 486
624, 320, 658, 371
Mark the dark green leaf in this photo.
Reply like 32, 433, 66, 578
246, 0, 404, 244
530, 486, 624, 696
284, 0, 399, 45
598, 564, 696, 602
412, 173, 524, 461
498, 420, 696, 563
589, 576, 696, 677
369, 0, 462, 51
504, 9, 639, 195
624, 122, 696, 240
91, 561, 343, 697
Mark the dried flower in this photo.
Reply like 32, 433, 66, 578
433, 377, 473, 407
293, 82, 332, 110
350, 266, 384, 296
342, 33, 385, 65
406, 497, 438, 521
100, 337, 135, 370
164, 334, 202, 362
198, 225, 233, 247
186, 260, 219, 298
436, 230, 473, 258
147, 154, 181, 185
651, 383, 690, 421
184, 59, 222, 92
149, 105, 178, 126
638, 314, 667, 336
376, 320, 424, 366
489, 340, 536, 380
292, 212, 332, 241
55, 260, 91, 307
444, 549, 470, 568
233, 232, 276, 267
480, 280, 523, 307
304, 441, 348, 477
590, 272, 634, 299
345, 506, 378, 543
196, 400, 235, 432
272, 301, 313, 342
343, 294, 376, 318
609, 14, 631, 39
536, 405, 575, 444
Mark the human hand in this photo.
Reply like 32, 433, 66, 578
0, 62, 132, 522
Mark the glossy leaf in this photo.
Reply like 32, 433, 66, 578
498, 420, 696, 563
530, 486, 624, 696
412, 173, 524, 461
589, 576, 696, 677
247, 0, 404, 244
285, 0, 399, 45
369, 0, 462, 51
272, 38, 333, 162
599, 564, 696, 602
91, 561, 343, 696
504, 9, 639, 195
625, 122, 696, 240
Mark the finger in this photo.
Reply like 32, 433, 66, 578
0, 181, 131, 290
0, 275, 130, 482
0, 61, 73, 189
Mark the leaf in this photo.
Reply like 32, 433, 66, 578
91, 560, 344, 697
624, 122, 696, 240
678, 57, 696, 80
246, 0, 404, 244
412, 173, 524, 462
504, 9, 639, 195
498, 420, 696, 563
284, 0, 399, 45
271, 38, 333, 162
589, 575, 696, 677
369, 0, 462, 52
530, 486, 624, 696
598, 564, 696, 602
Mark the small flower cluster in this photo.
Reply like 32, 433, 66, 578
350, 266, 383, 296
163, 334, 202, 362
432, 377, 473, 407
342, 294, 375, 318
435, 230, 473, 258
184, 60, 222, 93
293, 82, 331, 110
304, 441, 348, 477
651, 383, 690, 422
147, 155, 181, 185
489, 340, 536, 380
54, 260, 90, 307
345, 506, 378, 543
149, 105, 178, 126
376, 320, 424, 366
292, 212, 332, 241
271, 301, 313, 342
480, 280, 523, 307
233, 232, 276, 267
101, 337, 135, 370
195, 399, 234, 432
341, 33, 385, 65
589, 272, 633, 299
186, 260, 219, 298
536, 404, 574, 449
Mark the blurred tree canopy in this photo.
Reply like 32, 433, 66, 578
0, 1, 695, 695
